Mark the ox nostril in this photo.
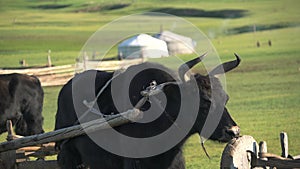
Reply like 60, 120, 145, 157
226, 126, 240, 137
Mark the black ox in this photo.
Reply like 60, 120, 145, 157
0, 73, 44, 136
55, 54, 241, 169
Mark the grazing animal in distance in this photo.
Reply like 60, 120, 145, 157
0, 73, 44, 136
55, 54, 241, 169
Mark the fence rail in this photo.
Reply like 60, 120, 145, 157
0, 65, 75, 87
0, 65, 74, 75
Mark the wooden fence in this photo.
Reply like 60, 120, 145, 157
221, 132, 300, 169
0, 59, 144, 87
76, 58, 144, 72
0, 65, 75, 87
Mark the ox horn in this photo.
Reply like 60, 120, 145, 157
178, 52, 207, 82
208, 53, 241, 76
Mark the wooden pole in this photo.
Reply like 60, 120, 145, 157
47, 50, 52, 67
280, 132, 288, 158
0, 108, 142, 152
7, 120, 15, 141
6, 120, 23, 141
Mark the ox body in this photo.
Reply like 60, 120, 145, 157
55, 55, 241, 169
0, 73, 44, 136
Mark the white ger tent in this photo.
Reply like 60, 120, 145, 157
153, 31, 196, 55
118, 34, 169, 59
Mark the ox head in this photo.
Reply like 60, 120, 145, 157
109, 53, 240, 144
177, 53, 241, 142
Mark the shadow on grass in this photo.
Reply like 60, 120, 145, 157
31, 4, 72, 10
228, 23, 300, 34
75, 3, 130, 13
150, 8, 248, 19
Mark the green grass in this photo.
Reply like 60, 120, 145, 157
42, 86, 61, 132
0, 0, 299, 168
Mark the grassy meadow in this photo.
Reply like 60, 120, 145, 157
0, 0, 299, 168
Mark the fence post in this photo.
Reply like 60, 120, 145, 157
259, 141, 268, 161
20, 59, 26, 67
280, 132, 288, 158
83, 51, 88, 71
47, 50, 52, 67
259, 141, 271, 169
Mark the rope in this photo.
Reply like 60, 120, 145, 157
77, 71, 122, 123
200, 136, 211, 159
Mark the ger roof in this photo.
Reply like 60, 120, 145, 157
153, 30, 193, 43
119, 33, 167, 47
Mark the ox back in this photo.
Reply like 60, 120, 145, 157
0, 73, 44, 136
55, 55, 241, 169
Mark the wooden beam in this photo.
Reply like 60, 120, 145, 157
0, 108, 142, 152
17, 142, 57, 159
18, 143, 55, 152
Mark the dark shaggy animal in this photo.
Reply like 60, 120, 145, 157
55, 54, 241, 169
0, 73, 44, 136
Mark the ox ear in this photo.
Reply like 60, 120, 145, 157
208, 53, 241, 76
